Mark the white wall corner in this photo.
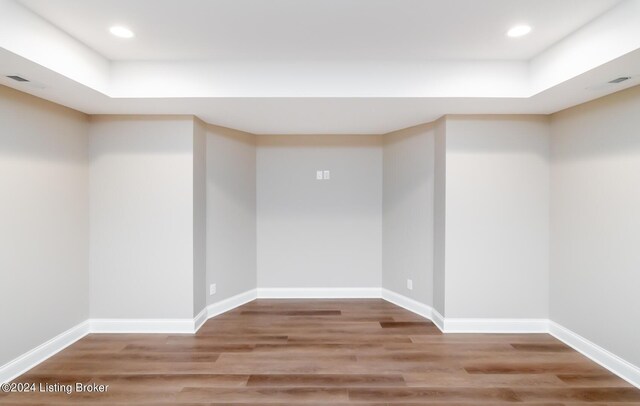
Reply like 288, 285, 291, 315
549, 321, 640, 389
257, 287, 381, 299
0, 320, 90, 384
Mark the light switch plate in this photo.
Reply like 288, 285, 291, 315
323, 170, 330, 180
316, 170, 323, 180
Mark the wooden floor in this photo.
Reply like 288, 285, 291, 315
3, 299, 639, 405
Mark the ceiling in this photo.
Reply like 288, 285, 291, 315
1, 0, 640, 134
17, 0, 621, 61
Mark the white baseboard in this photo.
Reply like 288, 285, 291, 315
381, 288, 439, 328
0, 320, 90, 384
205, 289, 258, 321
444, 318, 549, 333
91, 289, 259, 334
549, 321, 640, 388
257, 287, 381, 299
90, 318, 195, 334
381, 289, 546, 334
193, 307, 208, 333
431, 308, 446, 332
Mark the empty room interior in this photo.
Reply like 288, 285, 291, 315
2, 0, 640, 404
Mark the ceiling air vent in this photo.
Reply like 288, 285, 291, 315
608, 76, 631, 84
6, 75, 30, 82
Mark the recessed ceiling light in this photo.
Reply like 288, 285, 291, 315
109, 26, 134, 39
507, 25, 532, 38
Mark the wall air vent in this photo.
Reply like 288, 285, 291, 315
608, 76, 631, 84
6, 75, 30, 82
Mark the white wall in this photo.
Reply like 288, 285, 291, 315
257, 135, 382, 289
551, 85, 640, 368
383, 123, 435, 305
0, 85, 89, 366
89, 116, 196, 319
193, 118, 207, 315
443, 116, 550, 318
206, 124, 256, 303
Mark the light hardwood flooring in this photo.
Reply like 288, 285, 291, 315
2, 299, 639, 404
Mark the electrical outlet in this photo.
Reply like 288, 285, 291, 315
209, 284, 217, 295
323, 170, 330, 180
407, 279, 413, 290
